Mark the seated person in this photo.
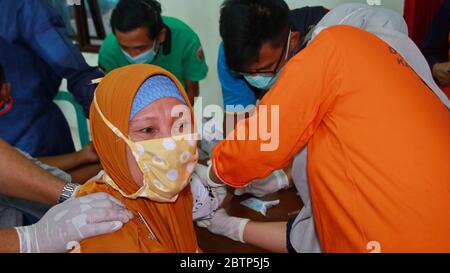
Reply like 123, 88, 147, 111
76, 64, 208, 252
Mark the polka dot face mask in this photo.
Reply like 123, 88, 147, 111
93, 96, 199, 202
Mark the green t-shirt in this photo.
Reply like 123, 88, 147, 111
99, 16, 208, 87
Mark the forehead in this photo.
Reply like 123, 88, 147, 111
130, 97, 188, 121
115, 27, 152, 42
246, 41, 284, 70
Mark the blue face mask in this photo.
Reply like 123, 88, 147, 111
244, 72, 281, 90
122, 42, 158, 64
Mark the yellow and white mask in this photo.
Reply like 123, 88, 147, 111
93, 97, 199, 203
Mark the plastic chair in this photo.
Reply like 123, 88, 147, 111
54, 91, 90, 147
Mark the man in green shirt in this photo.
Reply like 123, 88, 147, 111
99, 0, 208, 104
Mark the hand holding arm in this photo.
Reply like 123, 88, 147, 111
15, 192, 133, 253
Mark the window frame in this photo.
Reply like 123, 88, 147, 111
72, 0, 106, 53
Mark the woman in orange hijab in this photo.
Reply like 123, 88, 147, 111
76, 64, 200, 253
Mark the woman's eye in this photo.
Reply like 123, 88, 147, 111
139, 127, 154, 134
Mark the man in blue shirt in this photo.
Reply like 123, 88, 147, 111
201, 6, 329, 157
0, 0, 104, 157
217, 6, 329, 109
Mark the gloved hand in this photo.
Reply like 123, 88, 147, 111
197, 208, 250, 243
234, 170, 289, 198
191, 167, 227, 221
15, 192, 133, 253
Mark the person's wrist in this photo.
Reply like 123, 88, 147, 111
207, 161, 225, 187
274, 170, 290, 189
236, 217, 250, 243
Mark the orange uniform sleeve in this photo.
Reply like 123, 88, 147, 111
212, 30, 343, 187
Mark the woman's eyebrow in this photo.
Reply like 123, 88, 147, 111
130, 116, 159, 124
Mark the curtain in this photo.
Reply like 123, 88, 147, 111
403, 0, 444, 45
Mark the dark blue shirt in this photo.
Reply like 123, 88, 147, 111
0, 0, 103, 157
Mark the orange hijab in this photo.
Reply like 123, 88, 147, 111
77, 64, 198, 253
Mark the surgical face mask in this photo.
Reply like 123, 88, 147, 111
244, 72, 281, 90
240, 197, 280, 216
121, 42, 158, 64
93, 97, 199, 203
243, 31, 292, 90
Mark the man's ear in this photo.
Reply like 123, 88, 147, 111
290, 31, 301, 51
0, 83, 11, 100
158, 28, 167, 44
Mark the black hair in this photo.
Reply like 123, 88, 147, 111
111, 0, 164, 40
0, 64, 4, 85
220, 0, 290, 72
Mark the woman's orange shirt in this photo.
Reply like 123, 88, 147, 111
76, 179, 198, 253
